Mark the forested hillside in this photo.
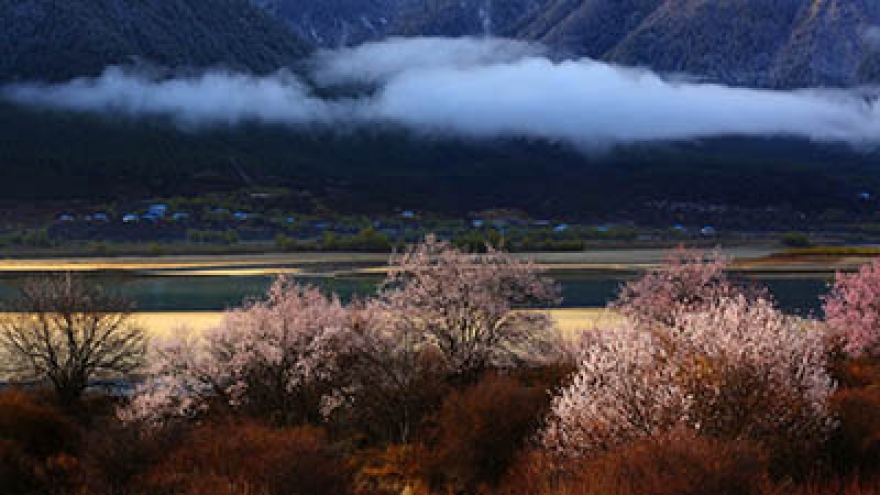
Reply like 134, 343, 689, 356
0, 0, 309, 82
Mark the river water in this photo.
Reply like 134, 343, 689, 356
0, 271, 833, 315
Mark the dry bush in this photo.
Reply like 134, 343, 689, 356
138, 421, 351, 495
500, 430, 772, 495
0, 390, 84, 494
786, 477, 880, 495
0, 390, 78, 458
834, 358, 880, 389
829, 387, 880, 476
351, 444, 432, 495
80, 421, 185, 495
423, 373, 551, 493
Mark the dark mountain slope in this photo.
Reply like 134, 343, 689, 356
259, 0, 880, 87
392, 0, 549, 38
1, 101, 877, 220
516, 0, 663, 58
517, 0, 880, 87
0, 0, 309, 82
605, 0, 802, 86
257, 0, 402, 47
773, 0, 880, 88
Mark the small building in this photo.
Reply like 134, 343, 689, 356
122, 214, 139, 223
554, 224, 570, 233
56, 214, 75, 223
472, 219, 485, 228
172, 212, 190, 222
285, 217, 296, 224
147, 204, 168, 217
233, 212, 250, 221
401, 210, 415, 219
701, 226, 717, 236
92, 213, 109, 222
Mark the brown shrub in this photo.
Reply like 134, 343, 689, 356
499, 430, 772, 495
351, 444, 432, 495
834, 358, 880, 389
423, 372, 551, 493
0, 389, 84, 495
0, 389, 78, 458
786, 476, 880, 495
80, 421, 187, 495
829, 387, 880, 476
138, 421, 352, 495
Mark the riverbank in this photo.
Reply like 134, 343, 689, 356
133, 309, 617, 339
0, 246, 838, 276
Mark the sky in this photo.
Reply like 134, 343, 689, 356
3, 37, 879, 149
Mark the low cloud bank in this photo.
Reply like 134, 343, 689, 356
311, 36, 544, 86
3, 37, 879, 147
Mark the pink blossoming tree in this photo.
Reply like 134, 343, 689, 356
380, 236, 564, 380
612, 248, 752, 328
324, 299, 448, 444
120, 278, 352, 426
824, 260, 880, 358
542, 296, 835, 461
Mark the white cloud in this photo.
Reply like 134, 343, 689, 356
311, 36, 545, 86
3, 37, 879, 147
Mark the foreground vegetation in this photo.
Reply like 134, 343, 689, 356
1, 240, 880, 494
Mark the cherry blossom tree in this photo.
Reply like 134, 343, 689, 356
323, 299, 448, 444
824, 260, 880, 358
542, 296, 835, 461
380, 236, 563, 380
120, 278, 352, 426
611, 248, 752, 328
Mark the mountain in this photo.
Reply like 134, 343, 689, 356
392, 0, 549, 38
259, 0, 549, 46
0, 0, 309, 82
7, 0, 874, 88
259, 0, 880, 88
429, 0, 880, 88
592, 0, 880, 87
255, 0, 403, 46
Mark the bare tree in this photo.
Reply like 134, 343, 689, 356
0, 273, 147, 404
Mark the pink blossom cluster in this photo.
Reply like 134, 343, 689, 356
542, 296, 835, 460
612, 248, 748, 327
382, 235, 563, 375
121, 238, 563, 426
824, 260, 880, 358
120, 279, 351, 425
